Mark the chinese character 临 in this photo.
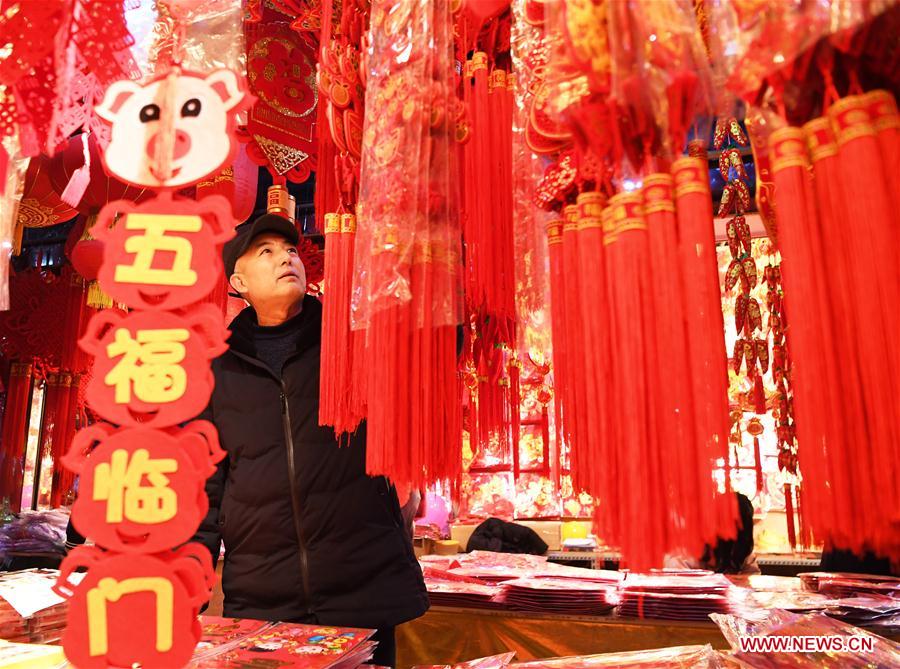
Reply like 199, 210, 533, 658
93, 448, 178, 525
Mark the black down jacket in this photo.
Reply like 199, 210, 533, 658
193, 295, 429, 627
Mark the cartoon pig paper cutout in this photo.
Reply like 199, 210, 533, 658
95, 69, 252, 189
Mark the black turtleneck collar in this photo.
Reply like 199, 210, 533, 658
227, 294, 323, 364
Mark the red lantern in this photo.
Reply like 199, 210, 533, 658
69, 239, 105, 283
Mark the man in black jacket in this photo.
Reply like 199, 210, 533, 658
193, 213, 429, 666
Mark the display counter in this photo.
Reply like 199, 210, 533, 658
397, 605, 729, 667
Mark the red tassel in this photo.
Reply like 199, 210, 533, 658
571, 192, 609, 501
784, 483, 797, 550
671, 157, 736, 541
752, 374, 766, 415
60, 133, 91, 208
643, 174, 703, 553
754, 435, 763, 495
561, 204, 585, 458
601, 192, 665, 570
545, 219, 567, 459
770, 126, 847, 542
862, 90, 900, 221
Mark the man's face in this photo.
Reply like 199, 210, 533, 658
229, 232, 306, 308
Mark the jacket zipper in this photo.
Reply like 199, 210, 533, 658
281, 385, 313, 616
229, 347, 313, 616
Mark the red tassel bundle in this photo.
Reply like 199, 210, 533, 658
769, 127, 846, 536
671, 157, 737, 540
560, 204, 585, 459
599, 192, 665, 570
768, 93, 900, 558
319, 213, 366, 435
569, 192, 610, 501
545, 218, 568, 453
353, 0, 462, 488
642, 174, 703, 553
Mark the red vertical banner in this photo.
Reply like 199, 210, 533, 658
0, 361, 34, 512
53, 66, 249, 669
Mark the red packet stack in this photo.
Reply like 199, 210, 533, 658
511, 644, 722, 668
191, 617, 376, 669
0, 569, 75, 644
499, 577, 615, 615
413, 651, 517, 669
424, 579, 506, 610
616, 572, 732, 621
799, 572, 900, 599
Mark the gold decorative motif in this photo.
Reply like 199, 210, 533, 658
564, 0, 610, 82
769, 128, 808, 172
252, 134, 309, 174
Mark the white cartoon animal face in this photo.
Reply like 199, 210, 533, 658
96, 69, 248, 189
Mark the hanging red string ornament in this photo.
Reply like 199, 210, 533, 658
642, 174, 704, 553
567, 191, 610, 508
671, 156, 736, 538
763, 261, 801, 548
824, 94, 899, 555
317, 0, 370, 434
862, 90, 900, 212
779, 92, 900, 557
769, 126, 853, 549
715, 118, 767, 417
544, 217, 567, 456
559, 203, 585, 461
598, 192, 668, 571
353, 0, 462, 488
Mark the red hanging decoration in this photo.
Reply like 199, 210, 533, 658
0, 362, 34, 512
353, 0, 462, 488
766, 91, 900, 558
671, 156, 736, 539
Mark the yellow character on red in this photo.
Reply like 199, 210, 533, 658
105, 328, 190, 404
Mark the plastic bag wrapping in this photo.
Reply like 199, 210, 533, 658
144, 0, 246, 78
509, 1, 553, 364
0, 135, 29, 311
511, 644, 725, 668
711, 610, 900, 668
353, 0, 461, 330
413, 651, 517, 669
625, 0, 715, 159
705, 0, 896, 101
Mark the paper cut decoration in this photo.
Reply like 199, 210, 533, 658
92, 194, 235, 310
79, 306, 229, 428
54, 545, 214, 669
62, 421, 223, 553
95, 68, 252, 190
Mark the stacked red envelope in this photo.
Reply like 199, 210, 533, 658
499, 577, 616, 615
191, 616, 376, 668
511, 644, 723, 668
413, 651, 517, 669
421, 565, 506, 609
799, 572, 900, 599
0, 569, 74, 644
616, 572, 733, 621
